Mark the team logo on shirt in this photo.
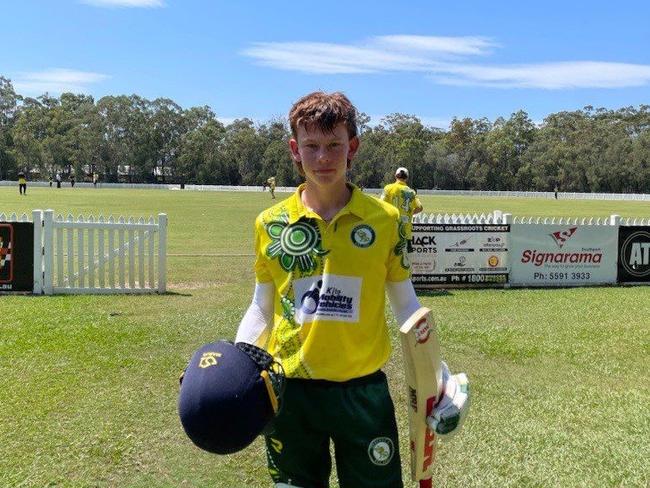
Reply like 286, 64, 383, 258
351, 224, 375, 248
265, 215, 329, 273
368, 437, 395, 466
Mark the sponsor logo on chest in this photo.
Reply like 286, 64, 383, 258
293, 274, 361, 324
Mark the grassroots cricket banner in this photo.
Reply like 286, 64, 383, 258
617, 226, 650, 283
510, 223, 617, 286
0, 222, 34, 292
409, 223, 510, 287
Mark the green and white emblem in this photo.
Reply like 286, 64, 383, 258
351, 224, 375, 248
265, 216, 328, 273
368, 437, 394, 466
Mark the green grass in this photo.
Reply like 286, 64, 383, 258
1, 186, 649, 487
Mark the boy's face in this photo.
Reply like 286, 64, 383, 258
289, 122, 359, 189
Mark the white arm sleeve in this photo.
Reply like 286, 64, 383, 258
235, 282, 275, 347
386, 279, 421, 326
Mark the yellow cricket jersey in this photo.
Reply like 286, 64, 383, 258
254, 183, 410, 381
381, 180, 422, 239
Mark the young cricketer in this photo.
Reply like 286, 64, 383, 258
235, 92, 468, 488
380, 168, 423, 253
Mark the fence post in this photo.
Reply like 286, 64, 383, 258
610, 214, 621, 226
43, 209, 54, 295
32, 209, 43, 294
503, 213, 513, 225
158, 213, 167, 293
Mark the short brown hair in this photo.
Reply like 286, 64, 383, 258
289, 91, 358, 139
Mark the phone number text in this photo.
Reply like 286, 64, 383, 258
533, 272, 592, 280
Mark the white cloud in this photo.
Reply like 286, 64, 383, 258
243, 41, 437, 74
243, 35, 650, 89
434, 61, 650, 89
13, 69, 109, 96
79, 0, 164, 7
377, 35, 498, 56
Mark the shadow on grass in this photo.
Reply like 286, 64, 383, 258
164, 291, 193, 297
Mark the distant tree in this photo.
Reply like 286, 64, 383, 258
148, 98, 184, 183
630, 129, 650, 192
95, 95, 144, 182
0, 77, 20, 179
178, 119, 226, 184
221, 119, 266, 185
353, 125, 389, 188
378, 114, 433, 188
258, 119, 296, 186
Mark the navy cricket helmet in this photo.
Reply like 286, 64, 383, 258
178, 340, 284, 454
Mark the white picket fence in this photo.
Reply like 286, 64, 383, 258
413, 211, 625, 226
413, 210, 507, 224
0, 213, 30, 222
32, 209, 167, 294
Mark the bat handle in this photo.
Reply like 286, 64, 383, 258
419, 478, 432, 488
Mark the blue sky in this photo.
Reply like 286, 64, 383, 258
3, 0, 650, 128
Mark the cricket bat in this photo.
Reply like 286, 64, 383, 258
400, 307, 443, 488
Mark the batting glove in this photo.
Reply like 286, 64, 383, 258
427, 361, 470, 440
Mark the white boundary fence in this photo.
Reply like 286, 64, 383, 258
5, 180, 650, 202
32, 209, 167, 295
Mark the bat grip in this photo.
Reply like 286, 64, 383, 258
419, 478, 432, 488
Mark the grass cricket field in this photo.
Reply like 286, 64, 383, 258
1, 186, 649, 487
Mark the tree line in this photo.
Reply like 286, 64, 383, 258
1, 76, 649, 192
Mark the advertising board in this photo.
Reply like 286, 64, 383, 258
410, 223, 509, 287
617, 226, 650, 283
510, 224, 617, 286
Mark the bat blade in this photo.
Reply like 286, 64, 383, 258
400, 307, 442, 487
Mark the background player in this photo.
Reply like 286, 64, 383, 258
381, 168, 423, 253
18, 171, 27, 195
267, 176, 277, 199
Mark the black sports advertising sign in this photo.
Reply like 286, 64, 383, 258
617, 226, 650, 283
0, 222, 34, 292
